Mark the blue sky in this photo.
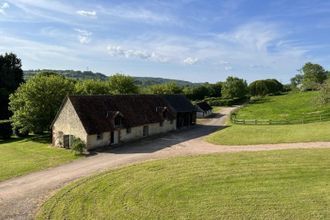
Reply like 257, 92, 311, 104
1, 0, 330, 83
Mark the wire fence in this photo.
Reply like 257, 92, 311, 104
231, 111, 330, 125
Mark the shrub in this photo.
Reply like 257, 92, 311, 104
204, 97, 249, 106
0, 120, 12, 139
14, 128, 29, 137
71, 137, 86, 155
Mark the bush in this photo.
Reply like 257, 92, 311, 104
14, 128, 29, 137
204, 97, 249, 106
71, 137, 86, 155
0, 120, 13, 139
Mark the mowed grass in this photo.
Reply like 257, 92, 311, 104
206, 121, 330, 145
0, 136, 79, 181
37, 149, 330, 220
237, 91, 330, 120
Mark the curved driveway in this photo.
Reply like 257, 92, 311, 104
1, 107, 330, 219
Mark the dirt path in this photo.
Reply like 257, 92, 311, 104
1, 107, 330, 219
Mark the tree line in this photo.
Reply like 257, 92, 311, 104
2, 52, 330, 137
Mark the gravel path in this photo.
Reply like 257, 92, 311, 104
1, 107, 330, 219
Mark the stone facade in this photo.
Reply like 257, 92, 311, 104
52, 99, 88, 147
85, 119, 176, 150
52, 100, 177, 150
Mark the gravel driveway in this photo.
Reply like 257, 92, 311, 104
1, 106, 330, 219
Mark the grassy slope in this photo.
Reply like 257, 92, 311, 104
0, 136, 79, 181
206, 122, 330, 145
206, 91, 330, 145
237, 91, 330, 120
37, 149, 330, 220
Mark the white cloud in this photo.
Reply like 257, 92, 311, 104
183, 57, 199, 65
224, 66, 233, 71
74, 28, 92, 44
0, 2, 9, 15
76, 10, 96, 18
99, 5, 173, 24
107, 44, 167, 62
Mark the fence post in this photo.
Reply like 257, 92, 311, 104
255, 119, 257, 125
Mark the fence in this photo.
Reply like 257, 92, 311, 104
231, 111, 330, 125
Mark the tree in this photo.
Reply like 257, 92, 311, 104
249, 79, 283, 97
317, 78, 330, 105
302, 62, 327, 90
75, 80, 111, 95
108, 73, 138, 94
0, 53, 24, 120
222, 76, 248, 99
9, 73, 75, 133
147, 82, 183, 95
290, 74, 303, 90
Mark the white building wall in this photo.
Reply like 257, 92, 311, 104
120, 119, 176, 143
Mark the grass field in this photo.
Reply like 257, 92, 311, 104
206, 91, 330, 145
236, 91, 330, 120
37, 149, 330, 220
0, 136, 79, 181
206, 121, 330, 145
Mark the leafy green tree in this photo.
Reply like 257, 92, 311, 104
222, 76, 248, 99
249, 79, 283, 96
302, 62, 327, 90
75, 80, 111, 95
108, 73, 138, 94
9, 73, 75, 133
317, 78, 330, 105
0, 53, 24, 119
147, 82, 183, 95
290, 74, 303, 90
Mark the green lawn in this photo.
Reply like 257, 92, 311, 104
206, 121, 330, 145
211, 106, 221, 112
37, 149, 330, 220
0, 136, 79, 181
237, 91, 330, 120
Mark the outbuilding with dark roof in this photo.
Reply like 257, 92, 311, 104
195, 101, 213, 118
51, 94, 195, 150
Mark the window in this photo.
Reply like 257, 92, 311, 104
97, 133, 103, 140
143, 126, 149, 137
126, 127, 131, 134
114, 116, 121, 127
160, 121, 164, 127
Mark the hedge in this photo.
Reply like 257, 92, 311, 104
0, 120, 12, 139
203, 97, 249, 106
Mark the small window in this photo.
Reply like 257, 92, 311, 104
114, 116, 121, 127
160, 121, 164, 127
97, 133, 103, 140
126, 127, 131, 134
170, 120, 174, 125
143, 126, 149, 137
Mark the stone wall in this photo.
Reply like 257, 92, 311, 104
52, 99, 87, 147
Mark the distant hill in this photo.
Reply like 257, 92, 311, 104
23, 70, 196, 86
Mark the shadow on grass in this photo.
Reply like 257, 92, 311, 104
0, 134, 51, 145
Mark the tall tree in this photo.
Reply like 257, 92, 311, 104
75, 80, 111, 95
9, 73, 75, 133
222, 76, 248, 99
0, 53, 24, 119
147, 82, 183, 95
108, 73, 138, 94
302, 62, 327, 90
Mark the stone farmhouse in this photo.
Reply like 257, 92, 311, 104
51, 94, 196, 150
195, 101, 213, 118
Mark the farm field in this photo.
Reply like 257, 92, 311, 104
206, 121, 330, 145
207, 91, 330, 145
236, 91, 330, 120
37, 149, 330, 220
0, 136, 79, 181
